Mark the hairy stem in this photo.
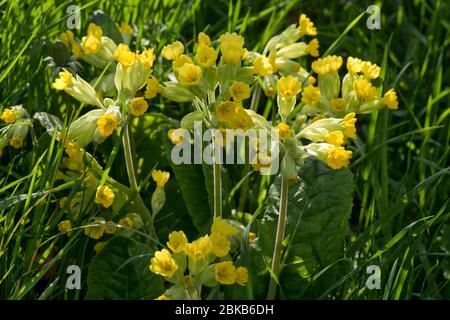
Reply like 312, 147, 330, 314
122, 123, 138, 192
213, 143, 222, 218
267, 174, 289, 300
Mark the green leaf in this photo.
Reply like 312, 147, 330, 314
162, 128, 212, 235
253, 158, 353, 299
33, 112, 62, 136
85, 237, 163, 300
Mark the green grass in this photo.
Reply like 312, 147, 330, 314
0, 0, 449, 299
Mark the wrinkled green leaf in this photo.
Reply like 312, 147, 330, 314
86, 237, 163, 299
253, 158, 353, 299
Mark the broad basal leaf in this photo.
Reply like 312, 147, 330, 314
85, 237, 163, 300
253, 158, 353, 299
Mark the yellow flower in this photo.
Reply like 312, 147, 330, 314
382, 89, 398, 110
229, 81, 251, 102
252, 55, 273, 76
177, 63, 202, 86
97, 114, 118, 137
196, 44, 217, 68
118, 22, 133, 34
331, 98, 346, 113
185, 235, 212, 260
114, 44, 135, 67
301, 86, 321, 106
299, 14, 317, 36
168, 129, 184, 145
342, 113, 357, 139
1, 109, 17, 124
95, 185, 115, 208
103, 221, 117, 234
361, 61, 380, 79
94, 241, 108, 254
216, 101, 253, 130
210, 232, 231, 257
150, 248, 178, 278
219, 32, 245, 63
308, 76, 316, 85
306, 38, 320, 57
235, 266, 248, 286
214, 261, 236, 285
211, 217, 238, 236
52, 69, 73, 90
64, 142, 83, 170
152, 170, 170, 188
353, 78, 376, 101
58, 220, 72, 236
173, 55, 193, 71
167, 231, 188, 253
10, 136, 23, 149
347, 57, 363, 74
277, 75, 302, 99
84, 222, 104, 240
81, 23, 102, 54
130, 97, 148, 116
81, 35, 100, 54
139, 48, 156, 70
155, 294, 171, 300
326, 146, 352, 170
197, 32, 211, 47
311, 55, 343, 76
248, 232, 257, 244
162, 41, 184, 61
276, 122, 292, 140
119, 216, 134, 228
145, 76, 161, 99
325, 131, 344, 146
61, 30, 82, 57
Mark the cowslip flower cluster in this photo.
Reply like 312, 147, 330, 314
249, 14, 319, 97
150, 218, 248, 300
0, 105, 31, 156
300, 55, 398, 117
60, 22, 118, 69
